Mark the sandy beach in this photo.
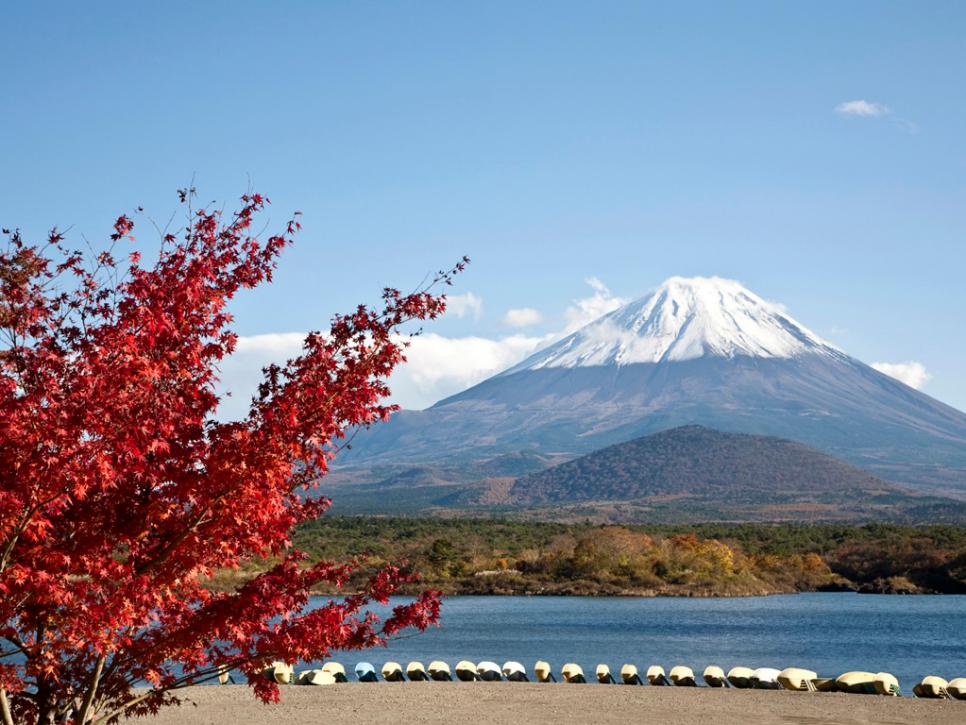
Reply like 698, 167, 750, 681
129, 683, 963, 725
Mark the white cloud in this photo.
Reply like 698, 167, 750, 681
835, 100, 891, 117
393, 333, 547, 408
216, 330, 549, 416
563, 277, 629, 333
871, 361, 931, 390
445, 292, 483, 319
502, 307, 543, 327
215, 277, 629, 417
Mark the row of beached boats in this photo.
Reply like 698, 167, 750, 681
253, 660, 966, 699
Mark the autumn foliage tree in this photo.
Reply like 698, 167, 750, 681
0, 191, 462, 724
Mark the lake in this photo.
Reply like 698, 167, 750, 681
319, 593, 966, 688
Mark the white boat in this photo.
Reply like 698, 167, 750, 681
477, 661, 503, 682
355, 662, 378, 682
947, 677, 966, 700
503, 661, 528, 682
750, 667, 781, 690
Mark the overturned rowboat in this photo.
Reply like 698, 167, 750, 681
428, 660, 452, 681
406, 661, 429, 681
670, 665, 696, 687
382, 662, 405, 682
726, 666, 754, 689
296, 669, 336, 686
777, 667, 817, 691
321, 662, 348, 683
913, 676, 950, 699
455, 660, 480, 682
947, 678, 966, 700
810, 677, 838, 692
262, 661, 293, 685
751, 668, 781, 690
703, 665, 726, 688
355, 662, 378, 682
534, 660, 556, 683
621, 664, 643, 685
503, 661, 528, 682
596, 664, 616, 684
647, 665, 671, 686
873, 672, 901, 697
477, 661, 503, 682
835, 671, 878, 695
562, 663, 587, 683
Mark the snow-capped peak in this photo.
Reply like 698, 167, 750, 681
507, 276, 837, 372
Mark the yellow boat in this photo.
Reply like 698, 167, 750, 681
406, 661, 429, 681
534, 660, 555, 683
455, 660, 479, 682
703, 666, 726, 688
621, 664, 643, 685
912, 676, 949, 699
428, 660, 452, 681
382, 661, 405, 682
562, 663, 587, 683
669, 666, 696, 687
777, 667, 817, 691
296, 669, 336, 686
320, 662, 347, 683
596, 664, 615, 684
262, 661, 293, 685
873, 672, 900, 697
834, 671, 877, 695
726, 666, 754, 689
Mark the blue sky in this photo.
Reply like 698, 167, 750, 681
2, 2, 964, 413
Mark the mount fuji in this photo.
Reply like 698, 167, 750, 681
338, 276, 966, 496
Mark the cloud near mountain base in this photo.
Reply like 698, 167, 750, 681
871, 361, 931, 390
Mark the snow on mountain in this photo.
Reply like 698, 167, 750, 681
340, 275, 966, 495
506, 276, 838, 373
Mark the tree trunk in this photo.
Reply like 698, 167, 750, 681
75, 655, 106, 725
0, 689, 15, 725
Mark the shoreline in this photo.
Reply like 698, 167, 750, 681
126, 684, 965, 725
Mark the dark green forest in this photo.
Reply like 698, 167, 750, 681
211, 518, 966, 596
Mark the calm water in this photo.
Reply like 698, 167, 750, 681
314, 593, 966, 688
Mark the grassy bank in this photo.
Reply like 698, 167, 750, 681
207, 518, 966, 596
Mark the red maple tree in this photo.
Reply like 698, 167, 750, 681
0, 190, 461, 724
